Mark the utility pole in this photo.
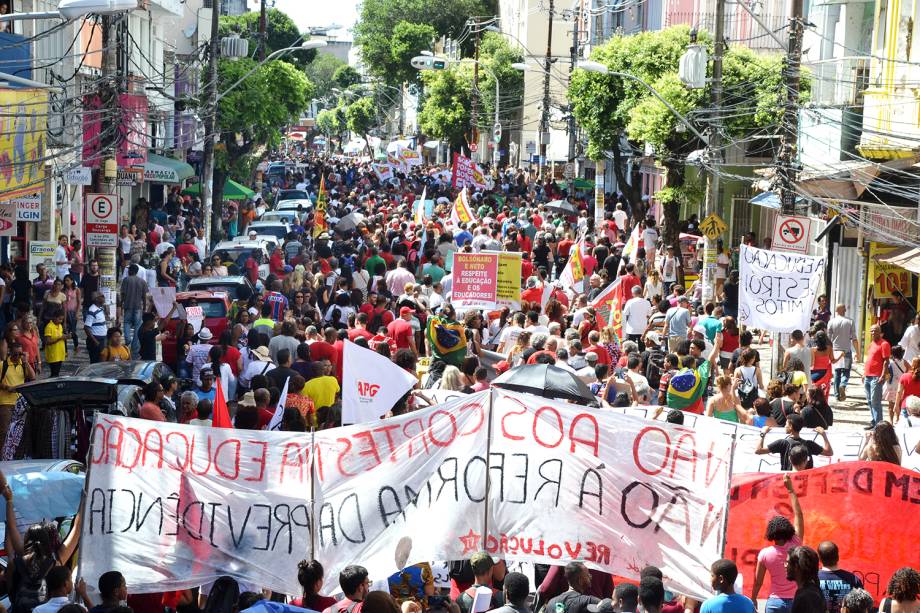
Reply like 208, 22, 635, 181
471, 26, 480, 161
701, 1, 724, 305
540, 0, 555, 179
258, 0, 267, 61
779, 0, 805, 214
567, 3, 578, 165
96, 14, 119, 321
201, 0, 220, 244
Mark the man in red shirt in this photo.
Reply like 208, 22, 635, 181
585, 330, 611, 366
864, 324, 891, 428
387, 306, 418, 354
310, 328, 340, 377
348, 312, 375, 342
619, 262, 642, 297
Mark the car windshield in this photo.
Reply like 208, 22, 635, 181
278, 190, 308, 201
191, 282, 246, 300
214, 248, 255, 262
179, 300, 227, 318
249, 226, 287, 239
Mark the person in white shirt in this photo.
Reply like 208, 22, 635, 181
622, 285, 653, 343
194, 227, 208, 258
53, 235, 70, 280
32, 566, 92, 613
642, 219, 659, 266
612, 203, 629, 233
498, 312, 527, 354
899, 313, 920, 363
524, 310, 549, 335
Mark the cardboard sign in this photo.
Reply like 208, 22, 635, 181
186, 305, 204, 333
739, 245, 825, 333
85, 193, 119, 247
150, 287, 177, 318
771, 214, 812, 254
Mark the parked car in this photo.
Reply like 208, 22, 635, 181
212, 240, 270, 279
259, 209, 302, 224
76, 360, 175, 387
17, 376, 140, 417
246, 220, 290, 241
232, 234, 279, 254
160, 291, 232, 366
275, 198, 313, 215
276, 188, 309, 203
187, 275, 256, 301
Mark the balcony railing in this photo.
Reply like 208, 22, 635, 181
666, 10, 788, 51
806, 56, 870, 106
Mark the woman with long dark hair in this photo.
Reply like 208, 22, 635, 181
859, 421, 902, 465
751, 474, 804, 613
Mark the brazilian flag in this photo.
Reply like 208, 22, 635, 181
427, 314, 467, 367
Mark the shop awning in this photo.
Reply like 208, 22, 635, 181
144, 153, 194, 184
181, 178, 255, 200
876, 246, 920, 275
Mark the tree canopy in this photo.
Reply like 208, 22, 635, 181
218, 8, 315, 68
346, 97, 378, 154
354, 0, 494, 84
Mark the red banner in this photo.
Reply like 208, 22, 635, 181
725, 462, 920, 602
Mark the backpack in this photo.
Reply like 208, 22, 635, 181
644, 350, 666, 390
12, 556, 53, 613
737, 376, 758, 408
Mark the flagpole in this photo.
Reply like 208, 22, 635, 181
310, 426, 316, 561
481, 389, 494, 544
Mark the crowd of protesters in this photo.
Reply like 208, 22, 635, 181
0, 153, 918, 613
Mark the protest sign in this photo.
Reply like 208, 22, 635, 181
151, 287, 177, 318
80, 416, 315, 595
739, 245, 825, 333
589, 277, 630, 339
725, 463, 920, 602
341, 341, 418, 425
186, 305, 204, 333
399, 148, 423, 167
372, 164, 393, 182
449, 188, 477, 226
451, 153, 489, 190
452, 252, 521, 312
559, 240, 586, 292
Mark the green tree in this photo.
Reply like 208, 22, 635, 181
390, 21, 437, 85
219, 8, 315, 67
354, 0, 493, 84
476, 32, 524, 132
333, 65, 362, 89
316, 107, 346, 150
212, 57, 313, 232
569, 26, 799, 256
346, 97, 379, 155
417, 67, 472, 151
306, 53, 346, 100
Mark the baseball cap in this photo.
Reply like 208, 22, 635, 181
587, 599, 616, 613
469, 552, 496, 575
646, 331, 661, 346
494, 360, 511, 375
400, 306, 414, 316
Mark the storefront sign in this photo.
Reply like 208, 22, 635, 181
64, 167, 93, 186
0, 88, 48, 199
870, 243, 913, 299
0, 202, 14, 236
116, 167, 143, 186
28, 240, 56, 277
12, 195, 41, 221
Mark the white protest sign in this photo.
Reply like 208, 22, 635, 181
739, 244, 825, 333
150, 286, 177, 318
771, 214, 812, 254
186, 305, 204, 333
81, 416, 314, 595
341, 341, 418, 425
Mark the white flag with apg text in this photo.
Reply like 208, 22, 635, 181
739, 244, 825, 333
341, 340, 418, 425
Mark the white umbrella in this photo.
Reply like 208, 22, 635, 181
336, 211, 365, 232
155, 241, 174, 257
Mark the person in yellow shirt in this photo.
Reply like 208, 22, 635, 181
302, 359, 340, 411
100, 328, 131, 362
0, 341, 35, 453
43, 309, 70, 377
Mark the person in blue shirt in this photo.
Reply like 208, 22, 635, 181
701, 560, 755, 613
454, 223, 473, 247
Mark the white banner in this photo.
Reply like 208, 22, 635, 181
341, 341, 418, 425
81, 416, 314, 595
739, 245, 825, 333
316, 390, 732, 601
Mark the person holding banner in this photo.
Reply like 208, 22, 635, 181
750, 474, 804, 613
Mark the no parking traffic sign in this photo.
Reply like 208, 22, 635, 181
85, 193, 119, 247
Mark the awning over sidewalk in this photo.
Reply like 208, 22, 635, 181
143, 153, 194, 184
876, 246, 920, 275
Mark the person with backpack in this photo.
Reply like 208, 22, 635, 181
732, 348, 764, 410
2, 471, 81, 613
321, 565, 370, 613
456, 553, 504, 613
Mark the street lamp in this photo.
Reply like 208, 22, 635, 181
216, 40, 327, 102
0, 0, 137, 21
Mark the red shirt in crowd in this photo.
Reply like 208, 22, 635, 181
864, 339, 891, 377
310, 341, 339, 372
387, 318, 414, 350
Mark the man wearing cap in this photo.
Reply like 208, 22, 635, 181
663, 296, 692, 353
186, 327, 214, 386
388, 306, 418, 354
239, 345, 276, 392
456, 553, 504, 613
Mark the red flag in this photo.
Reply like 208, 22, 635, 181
589, 277, 630, 339
211, 378, 233, 429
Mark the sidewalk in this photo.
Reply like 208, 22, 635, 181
754, 340, 870, 432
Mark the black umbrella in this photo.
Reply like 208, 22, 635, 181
543, 199, 579, 215
492, 364, 596, 404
